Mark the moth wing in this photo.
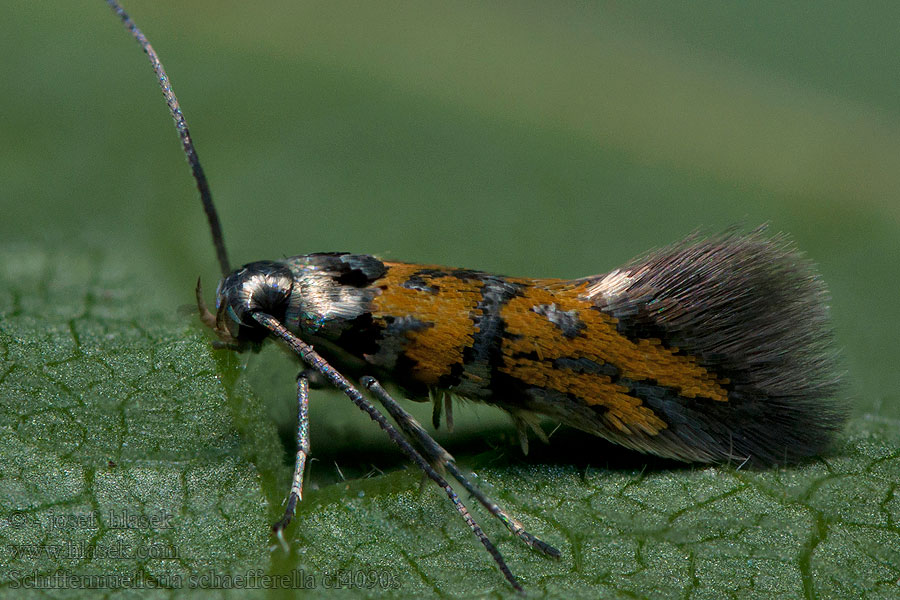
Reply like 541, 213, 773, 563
538, 229, 845, 465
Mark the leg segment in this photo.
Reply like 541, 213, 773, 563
362, 376, 560, 558
272, 375, 310, 540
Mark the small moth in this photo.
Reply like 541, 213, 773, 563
106, 1, 846, 592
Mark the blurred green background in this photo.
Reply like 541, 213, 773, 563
3, 0, 900, 592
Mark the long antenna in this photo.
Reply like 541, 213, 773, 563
106, 0, 232, 276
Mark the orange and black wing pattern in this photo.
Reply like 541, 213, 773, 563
296, 231, 844, 466
506, 230, 844, 464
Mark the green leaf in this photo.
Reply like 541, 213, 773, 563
0, 246, 274, 594
2, 245, 898, 598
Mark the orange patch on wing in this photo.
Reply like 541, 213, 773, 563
502, 354, 667, 434
371, 263, 482, 385
499, 283, 730, 434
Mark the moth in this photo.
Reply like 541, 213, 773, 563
106, 0, 846, 592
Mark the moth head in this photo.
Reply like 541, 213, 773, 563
196, 261, 294, 351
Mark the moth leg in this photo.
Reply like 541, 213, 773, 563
510, 410, 550, 456
251, 312, 524, 593
361, 376, 560, 559
272, 375, 310, 544
444, 392, 454, 433
431, 390, 443, 429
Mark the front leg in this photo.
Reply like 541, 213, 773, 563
272, 375, 311, 543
